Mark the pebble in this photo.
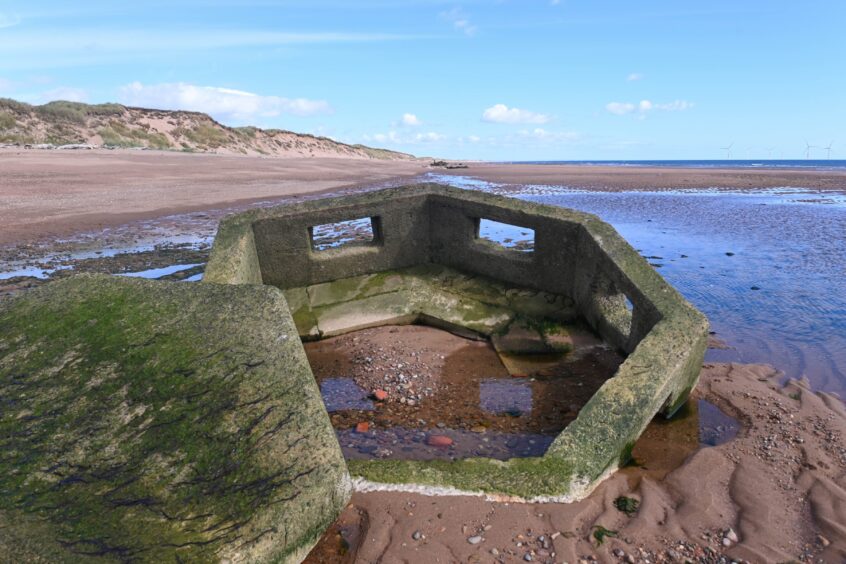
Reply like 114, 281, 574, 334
524, 554, 534, 562
490, 548, 500, 556
373, 389, 388, 401
355, 421, 370, 433
468, 535, 483, 544
722, 537, 732, 547
726, 528, 738, 543
426, 434, 453, 447
412, 530, 423, 540
818, 534, 830, 547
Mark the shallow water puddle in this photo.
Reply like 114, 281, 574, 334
625, 396, 741, 482
337, 427, 553, 461
304, 324, 623, 461
320, 378, 375, 412
697, 399, 741, 446
117, 263, 203, 279
479, 379, 533, 416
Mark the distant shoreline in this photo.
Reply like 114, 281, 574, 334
437, 162, 846, 192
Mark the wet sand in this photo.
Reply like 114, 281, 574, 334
438, 163, 846, 192
0, 149, 424, 245
306, 362, 846, 563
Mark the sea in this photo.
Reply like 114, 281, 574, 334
500, 159, 846, 171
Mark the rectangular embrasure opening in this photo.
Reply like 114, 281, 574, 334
476, 218, 535, 252
309, 217, 381, 251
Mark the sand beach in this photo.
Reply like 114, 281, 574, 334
1, 152, 844, 563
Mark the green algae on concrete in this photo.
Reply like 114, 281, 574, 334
281, 265, 568, 343
0, 275, 350, 563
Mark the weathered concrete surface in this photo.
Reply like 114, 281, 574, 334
0, 275, 350, 563
283, 265, 576, 343
205, 183, 709, 501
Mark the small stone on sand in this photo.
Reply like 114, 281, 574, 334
427, 434, 453, 447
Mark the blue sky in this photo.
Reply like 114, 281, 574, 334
1, 1, 843, 160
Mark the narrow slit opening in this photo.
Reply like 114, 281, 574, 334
476, 218, 535, 252
310, 217, 379, 251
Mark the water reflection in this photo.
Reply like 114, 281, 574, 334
319, 378, 374, 412
479, 379, 533, 416
629, 397, 741, 480
336, 427, 553, 461
697, 399, 740, 446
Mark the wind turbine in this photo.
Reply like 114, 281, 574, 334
804, 140, 817, 159
766, 147, 775, 159
823, 141, 834, 159
720, 142, 734, 159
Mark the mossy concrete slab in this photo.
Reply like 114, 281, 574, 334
313, 291, 418, 336
284, 265, 577, 342
0, 275, 350, 563
491, 318, 559, 356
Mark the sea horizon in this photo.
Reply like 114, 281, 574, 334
497, 159, 846, 171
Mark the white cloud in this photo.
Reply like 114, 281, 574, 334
401, 113, 422, 126
0, 13, 21, 29
467, 135, 481, 143
0, 30, 414, 71
34, 87, 89, 103
441, 8, 478, 37
0, 30, 410, 53
118, 82, 332, 124
482, 103, 551, 124
605, 102, 636, 115
550, 0, 561, 5
415, 131, 444, 142
654, 100, 693, 111
518, 128, 580, 142
606, 99, 693, 116
627, 73, 644, 81
363, 130, 445, 146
